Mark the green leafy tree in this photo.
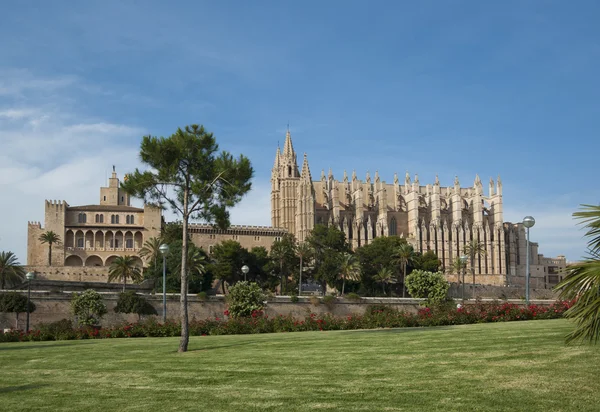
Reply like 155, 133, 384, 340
71, 289, 107, 327
412, 251, 442, 273
405, 270, 450, 306
269, 234, 297, 294
373, 267, 395, 295
0, 292, 36, 329
463, 239, 487, 293
447, 256, 468, 300
306, 224, 350, 294
393, 243, 416, 297
226, 281, 266, 318
114, 291, 157, 321
337, 252, 361, 295
108, 255, 143, 292
355, 236, 406, 294
211, 240, 249, 293
555, 204, 600, 343
0, 251, 25, 290
121, 124, 253, 352
38, 231, 61, 266
247, 246, 275, 288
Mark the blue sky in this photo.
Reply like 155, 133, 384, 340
1, 1, 599, 262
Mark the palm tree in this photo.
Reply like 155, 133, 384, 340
178, 247, 207, 278
373, 267, 395, 296
0, 251, 25, 289
108, 256, 143, 292
296, 242, 313, 295
394, 243, 415, 298
463, 239, 487, 296
337, 252, 361, 295
447, 256, 468, 301
555, 204, 600, 343
139, 236, 162, 275
38, 231, 61, 266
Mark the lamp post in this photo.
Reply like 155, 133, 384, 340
523, 216, 536, 305
241, 265, 249, 282
159, 243, 169, 323
25, 272, 35, 333
460, 255, 468, 302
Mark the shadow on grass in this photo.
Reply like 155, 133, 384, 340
337, 326, 456, 335
189, 340, 261, 352
0, 384, 48, 394
0, 342, 95, 351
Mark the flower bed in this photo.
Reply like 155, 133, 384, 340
0, 300, 574, 343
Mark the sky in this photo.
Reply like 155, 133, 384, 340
1, 1, 599, 263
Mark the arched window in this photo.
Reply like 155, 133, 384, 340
288, 166, 291, 177
78, 213, 87, 223
111, 215, 115, 224
95, 214, 99, 223
389, 217, 397, 236
100, 215, 104, 223
126, 215, 130, 224
115, 215, 119, 224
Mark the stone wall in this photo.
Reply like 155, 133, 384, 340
25, 265, 110, 283
0, 292, 557, 330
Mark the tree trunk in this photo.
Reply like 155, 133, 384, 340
341, 275, 346, 296
48, 243, 52, 266
279, 259, 284, 295
298, 255, 303, 296
382, 283, 386, 294
402, 262, 407, 298
179, 191, 190, 353
123, 275, 126, 293
15, 312, 19, 330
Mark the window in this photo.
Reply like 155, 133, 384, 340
103, 196, 106, 201
208, 245, 214, 254
114, 239, 120, 248
129, 215, 134, 224
77, 237, 84, 248
389, 217, 397, 236
288, 166, 291, 177
126, 215, 130, 224
78, 213, 87, 223
115, 215, 119, 224
111, 215, 115, 224
95, 214, 100, 223
126, 239, 133, 248
100, 215, 104, 223
121, 196, 124, 202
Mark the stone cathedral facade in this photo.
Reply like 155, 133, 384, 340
271, 130, 566, 287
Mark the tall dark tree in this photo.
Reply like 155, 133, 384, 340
0, 252, 25, 290
356, 236, 406, 294
39, 231, 61, 266
306, 224, 350, 294
269, 234, 297, 294
210, 240, 249, 293
121, 124, 253, 352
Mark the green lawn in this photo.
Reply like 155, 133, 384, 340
1, 319, 599, 411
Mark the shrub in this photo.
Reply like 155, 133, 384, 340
310, 296, 321, 306
346, 292, 361, 302
322, 294, 336, 309
405, 270, 449, 306
114, 291, 157, 320
0, 292, 36, 329
290, 293, 299, 303
71, 289, 107, 327
197, 291, 208, 301
226, 281, 266, 318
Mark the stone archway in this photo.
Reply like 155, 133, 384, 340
104, 255, 119, 267
85, 255, 103, 267
65, 255, 84, 266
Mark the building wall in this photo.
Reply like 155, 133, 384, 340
189, 224, 287, 253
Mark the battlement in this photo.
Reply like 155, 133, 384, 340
28, 221, 42, 228
189, 223, 287, 236
45, 200, 69, 208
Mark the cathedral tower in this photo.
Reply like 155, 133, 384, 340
270, 130, 301, 234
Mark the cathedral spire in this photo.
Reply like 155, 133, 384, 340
434, 174, 440, 186
273, 146, 280, 169
343, 170, 348, 183
300, 153, 312, 181
282, 128, 295, 158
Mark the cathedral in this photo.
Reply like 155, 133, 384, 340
271, 130, 566, 287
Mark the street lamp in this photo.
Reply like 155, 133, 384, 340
241, 265, 249, 282
523, 216, 536, 305
159, 243, 169, 323
460, 255, 468, 302
25, 272, 35, 333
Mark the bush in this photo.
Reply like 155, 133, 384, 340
405, 270, 449, 306
197, 291, 208, 301
346, 292, 361, 302
71, 289, 107, 327
226, 281, 266, 318
0, 292, 36, 329
114, 292, 157, 320
310, 296, 320, 306
322, 295, 336, 309
290, 293, 299, 303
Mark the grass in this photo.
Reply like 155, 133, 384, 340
1, 319, 599, 411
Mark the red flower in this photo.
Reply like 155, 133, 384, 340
224, 310, 230, 316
